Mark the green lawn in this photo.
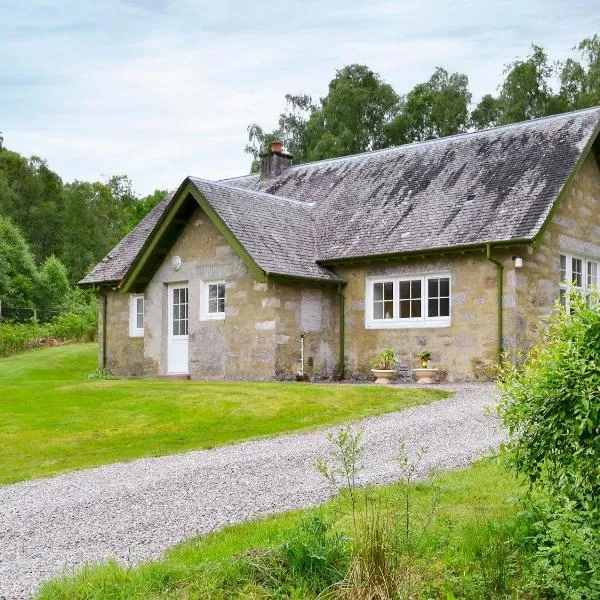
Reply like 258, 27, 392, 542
38, 458, 524, 599
0, 344, 450, 484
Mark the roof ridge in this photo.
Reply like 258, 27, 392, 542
229, 106, 600, 175
190, 176, 314, 207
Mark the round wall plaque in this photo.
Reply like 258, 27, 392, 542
171, 255, 182, 271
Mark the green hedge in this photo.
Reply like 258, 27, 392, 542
0, 306, 97, 357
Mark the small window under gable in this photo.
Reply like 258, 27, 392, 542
201, 281, 226, 320
129, 294, 144, 337
366, 274, 451, 329
559, 252, 599, 311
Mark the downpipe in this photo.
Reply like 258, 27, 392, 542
485, 243, 504, 366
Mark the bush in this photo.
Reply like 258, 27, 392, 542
0, 303, 97, 357
499, 293, 600, 597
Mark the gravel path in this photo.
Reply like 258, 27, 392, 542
0, 383, 504, 599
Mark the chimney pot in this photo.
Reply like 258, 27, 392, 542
259, 142, 293, 180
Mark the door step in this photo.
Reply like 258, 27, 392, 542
158, 374, 191, 381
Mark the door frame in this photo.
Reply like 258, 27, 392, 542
167, 282, 189, 374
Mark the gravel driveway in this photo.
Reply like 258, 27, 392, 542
0, 383, 504, 599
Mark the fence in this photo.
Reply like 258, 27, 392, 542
0, 303, 61, 324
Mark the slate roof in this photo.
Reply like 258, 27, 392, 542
188, 178, 339, 281
80, 107, 600, 286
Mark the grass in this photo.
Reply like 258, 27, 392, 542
0, 343, 450, 484
38, 458, 525, 599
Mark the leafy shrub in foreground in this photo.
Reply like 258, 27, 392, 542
499, 294, 600, 598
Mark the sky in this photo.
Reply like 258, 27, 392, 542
1, 0, 598, 196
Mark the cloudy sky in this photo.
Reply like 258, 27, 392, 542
1, 0, 597, 195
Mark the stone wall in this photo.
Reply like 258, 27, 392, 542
100, 290, 144, 375
506, 153, 600, 351
338, 254, 502, 381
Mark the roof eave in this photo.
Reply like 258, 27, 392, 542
317, 238, 534, 266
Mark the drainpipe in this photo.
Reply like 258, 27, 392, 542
100, 292, 108, 369
485, 244, 504, 366
337, 282, 347, 378
299, 333, 305, 377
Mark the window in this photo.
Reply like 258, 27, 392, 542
366, 275, 451, 328
373, 281, 393, 319
172, 287, 188, 335
201, 281, 226, 320
559, 253, 599, 310
427, 277, 451, 319
399, 280, 422, 319
129, 294, 144, 337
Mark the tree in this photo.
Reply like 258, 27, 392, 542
127, 188, 168, 229
496, 45, 562, 124
0, 150, 63, 264
37, 255, 71, 312
0, 217, 39, 306
305, 65, 400, 161
246, 94, 315, 169
245, 65, 401, 167
0, 131, 3, 151
470, 94, 501, 130
389, 67, 471, 143
559, 35, 600, 110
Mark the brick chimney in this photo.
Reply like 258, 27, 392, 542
259, 141, 293, 180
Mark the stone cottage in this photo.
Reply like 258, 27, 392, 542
80, 107, 600, 381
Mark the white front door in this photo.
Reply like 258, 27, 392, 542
168, 284, 189, 374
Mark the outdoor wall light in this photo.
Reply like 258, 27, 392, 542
513, 256, 524, 268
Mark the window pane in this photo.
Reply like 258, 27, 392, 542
588, 261, 598, 288
399, 281, 410, 299
411, 299, 421, 317
383, 282, 393, 300
383, 300, 393, 319
217, 284, 225, 299
209, 299, 218, 313
374, 302, 383, 319
560, 255, 567, 282
411, 280, 421, 299
439, 278, 450, 297
399, 300, 410, 319
572, 258, 583, 287
428, 298, 438, 317
218, 298, 225, 313
209, 285, 217, 299
428, 278, 438, 298
440, 297, 450, 317
136, 312, 143, 330
374, 282, 383, 301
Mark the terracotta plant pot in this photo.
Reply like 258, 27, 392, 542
371, 369, 396, 384
413, 368, 439, 384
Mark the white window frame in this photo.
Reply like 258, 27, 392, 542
365, 274, 451, 329
559, 252, 599, 310
200, 281, 226, 321
128, 294, 144, 337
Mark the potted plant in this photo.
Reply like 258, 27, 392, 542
413, 350, 439, 384
370, 349, 399, 384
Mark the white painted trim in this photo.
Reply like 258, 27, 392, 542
364, 274, 451, 329
128, 294, 144, 337
200, 280, 226, 321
